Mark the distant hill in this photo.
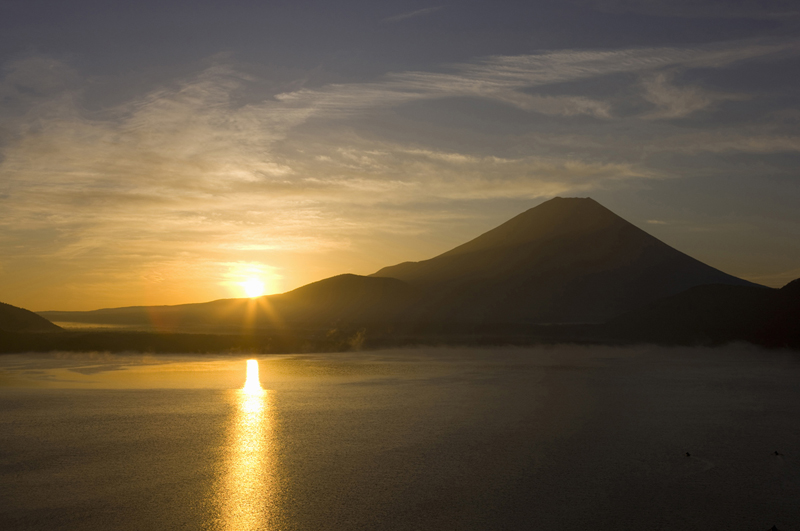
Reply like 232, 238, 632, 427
40, 197, 761, 332
40, 274, 411, 332
609, 279, 800, 348
372, 197, 756, 324
0, 302, 61, 333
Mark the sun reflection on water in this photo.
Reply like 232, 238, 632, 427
243, 359, 263, 396
219, 359, 278, 530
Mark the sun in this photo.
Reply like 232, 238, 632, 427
241, 278, 265, 298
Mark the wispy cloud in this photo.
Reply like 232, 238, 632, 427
491, 91, 612, 117
642, 129, 800, 154
273, 41, 791, 120
641, 71, 748, 119
2, 42, 794, 238
382, 6, 445, 23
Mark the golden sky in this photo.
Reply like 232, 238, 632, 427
1, 2, 799, 310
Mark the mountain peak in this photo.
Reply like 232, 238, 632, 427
437, 196, 625, 259
372, 197, 756, 323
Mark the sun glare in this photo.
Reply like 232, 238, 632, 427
242, 278, 265, 298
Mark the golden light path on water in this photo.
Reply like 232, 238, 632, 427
219, 359, 278, 530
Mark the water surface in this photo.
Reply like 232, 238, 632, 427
1, 346, 798, 530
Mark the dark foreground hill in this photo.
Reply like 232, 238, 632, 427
0, 302, 61, 333
11, 279, 800, 353
373, 197, 756, 324
609, 279, 800, 348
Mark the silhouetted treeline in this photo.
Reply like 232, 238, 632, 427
0, 327, 378, 355
1, 313, 797, 354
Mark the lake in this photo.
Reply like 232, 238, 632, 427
1, 346, 798, 530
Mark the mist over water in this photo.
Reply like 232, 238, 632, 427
1, 346, 799, 530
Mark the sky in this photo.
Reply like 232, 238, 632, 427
1, 0, 799, 311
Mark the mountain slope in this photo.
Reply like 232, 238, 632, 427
372, 197, 757, 324
609, 279, 800, 347
40, 274, 411, 332
0, 302, 62, 332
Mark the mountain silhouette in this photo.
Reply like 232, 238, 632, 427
40, 197, 759, 331
0, 302, 62, 333
372, 197, 756, 324
609, 278, 800, 348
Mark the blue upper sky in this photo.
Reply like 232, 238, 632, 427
1, 0, 799, 309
